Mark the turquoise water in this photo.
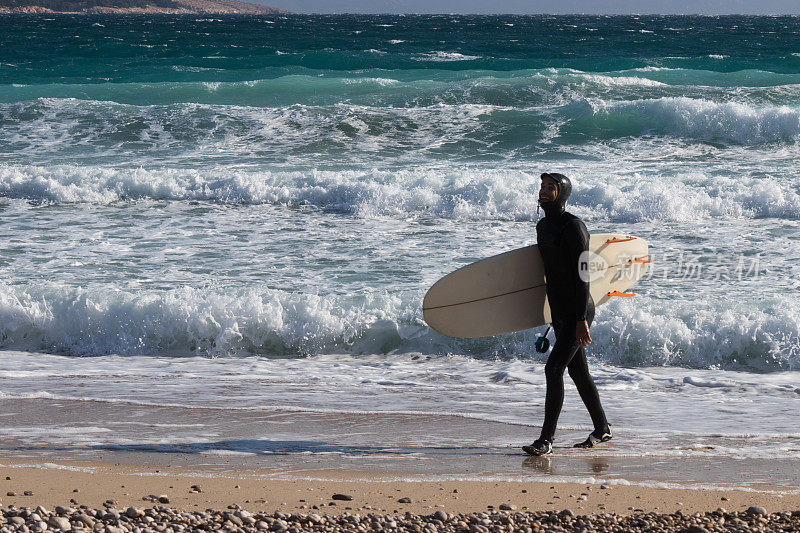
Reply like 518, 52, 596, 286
3, 15, 800, 168
5, 15, 800, 82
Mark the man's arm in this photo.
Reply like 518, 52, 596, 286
564, 219, 593, 346
564, 219, 591, 322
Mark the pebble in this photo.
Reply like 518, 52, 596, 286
47, 515, 70, 530
331, 493, 353, 501
0, 502, 794, 532
498, 504, 515, 511
398, 497, 412, 503
76, 513, 95, 528
226, 512, 243, 526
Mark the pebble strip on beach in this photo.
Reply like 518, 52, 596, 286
1, 504, 798, 533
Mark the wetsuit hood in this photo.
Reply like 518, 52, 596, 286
539, 172, 572, 217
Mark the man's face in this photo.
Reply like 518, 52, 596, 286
539, 177, 558, 203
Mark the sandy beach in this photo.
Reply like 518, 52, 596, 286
1, 457, 798, 522
2, 458, 797, 515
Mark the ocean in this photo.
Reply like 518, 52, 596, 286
0, 14, 799, 488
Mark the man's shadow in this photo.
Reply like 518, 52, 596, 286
90, 439, 407, 456
88, 439, 492, 457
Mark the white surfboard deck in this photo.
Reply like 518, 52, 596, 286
423, 233, 649, 338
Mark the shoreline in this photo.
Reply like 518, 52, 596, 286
2, 393, 800, 493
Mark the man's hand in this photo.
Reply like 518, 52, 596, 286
576, 320, 592, 347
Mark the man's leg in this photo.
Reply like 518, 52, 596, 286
539, 320, 581, 442
567, 304, 610, 437
566, 347, 609, 434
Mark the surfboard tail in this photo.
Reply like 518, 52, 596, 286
607, 290, 636, 297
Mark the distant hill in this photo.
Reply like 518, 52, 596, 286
0, 0, 289, 13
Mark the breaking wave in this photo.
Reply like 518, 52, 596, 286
0, 281, 797, 372
2, 164, 798, 222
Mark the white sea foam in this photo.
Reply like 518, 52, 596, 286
342, 77, 400, 86
0, 280, 409, 357
589, 297, 800, 371
0, 98, 509, 164
572, 73, 666, 87
0, 463, 97, 472
586, 97, 800, 144
272, 474, 800, 494
576, 173, 800, 221
1, 163, 798, 222
2, 91, 799, 174
413, 51, 481, 62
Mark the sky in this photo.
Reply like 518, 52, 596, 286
265, 1, 800, 14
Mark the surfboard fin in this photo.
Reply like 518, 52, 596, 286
605, 237, 636, 244
606, 290, 636, 297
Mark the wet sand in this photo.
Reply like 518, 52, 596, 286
4, 397, 800, 492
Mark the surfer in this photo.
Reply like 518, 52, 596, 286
522, 173, 612, 456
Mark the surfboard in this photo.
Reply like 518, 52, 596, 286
423, 234, 650, 338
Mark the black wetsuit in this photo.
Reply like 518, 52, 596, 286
536, 175, 608, 443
